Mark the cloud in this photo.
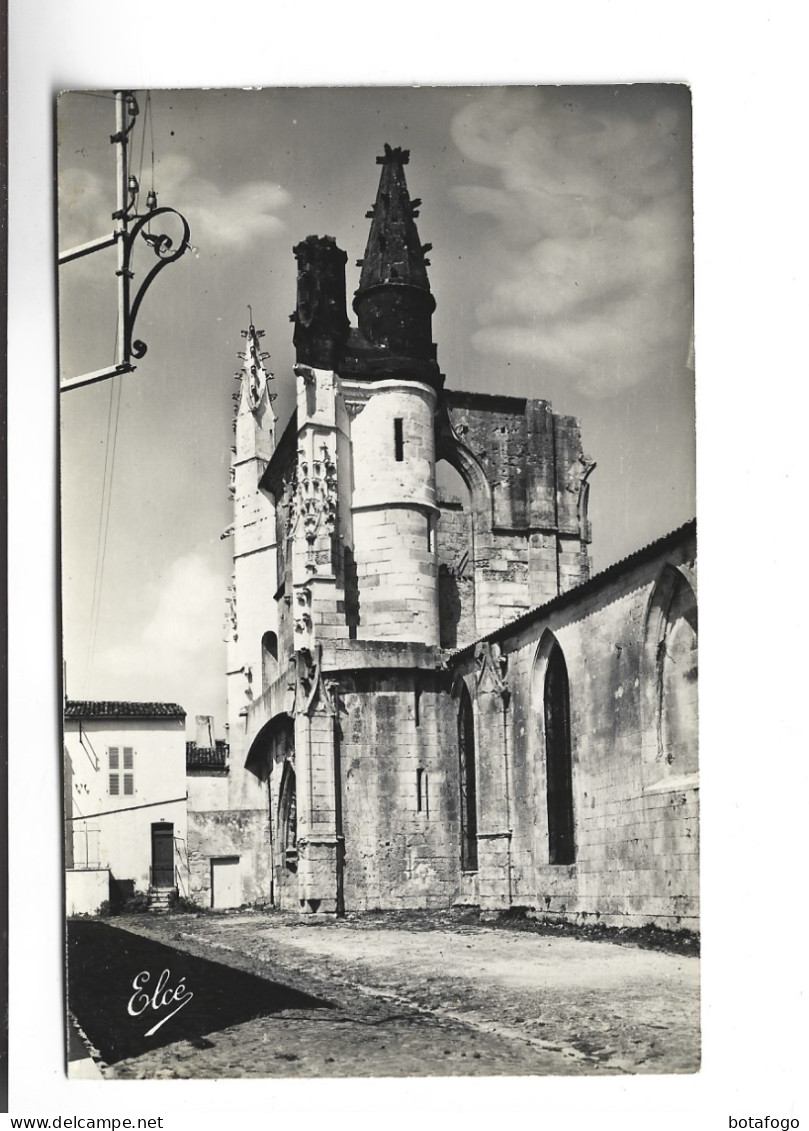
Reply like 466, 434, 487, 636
154, 154, 291, 250
450, 88, 693, 396
91, 552, 226, 725
58, 154, 291, 259
58, 167, 110, 250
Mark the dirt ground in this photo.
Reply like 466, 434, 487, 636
91, 909, 699, 1079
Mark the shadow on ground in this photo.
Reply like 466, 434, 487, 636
68, 919, 332, 1064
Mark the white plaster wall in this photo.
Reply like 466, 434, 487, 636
64, 717, 187, 893
186, 772, 230, 812
65, 869, 110, 915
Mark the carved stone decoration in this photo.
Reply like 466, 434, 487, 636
284, 467, 300, 541
292, 645, 337, 718
475, 641, 510, 701
564, 452, 597, 494
574, 453, 596, 544
237, 319, 277, 418
223, 579, 237, 643
296, 441, 338, 548
293, 585, 313, 647
344, 392, 371, 421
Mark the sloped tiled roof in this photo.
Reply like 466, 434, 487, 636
64, 700, 186, 720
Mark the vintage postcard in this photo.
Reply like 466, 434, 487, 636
57, 85, 697, 1080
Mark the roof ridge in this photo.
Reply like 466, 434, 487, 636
448, 518, 697, 661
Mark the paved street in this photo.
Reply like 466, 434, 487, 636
68, 910, 699, 1079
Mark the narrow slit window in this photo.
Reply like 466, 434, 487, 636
458, 686, 478, 870
416, 768, 429, 815
394, 418, 404, 461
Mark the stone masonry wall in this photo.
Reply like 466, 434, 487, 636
436, 497, 476, 649
337, 670, 461, 910
350, 381, 439, 644
187, 809, 270, 909
441, 393, 593, 641
452, 527, 698, 930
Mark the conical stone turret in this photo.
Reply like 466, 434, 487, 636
351, 145, 439, 381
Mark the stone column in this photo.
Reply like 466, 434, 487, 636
473, 642, 513, 910
293, 648, 342, 916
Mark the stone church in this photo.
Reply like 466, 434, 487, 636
187, 145, 698, 930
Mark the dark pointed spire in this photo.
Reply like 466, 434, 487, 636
355, 145, 433, 296
352, 145, 438, 370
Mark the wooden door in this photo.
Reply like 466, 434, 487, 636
151, 823, 174, 888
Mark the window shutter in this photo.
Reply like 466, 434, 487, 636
123, 774, 134, 796
109, 747, 119, 769
123, 748, 134, 770
109, 773, 120, 795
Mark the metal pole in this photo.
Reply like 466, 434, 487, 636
114, 92, 129, 371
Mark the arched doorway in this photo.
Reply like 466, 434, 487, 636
276, 758, 298, 909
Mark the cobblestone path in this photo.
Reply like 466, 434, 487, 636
94, 910, 698, 1079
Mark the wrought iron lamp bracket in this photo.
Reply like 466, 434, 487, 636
119, 205, 192, 361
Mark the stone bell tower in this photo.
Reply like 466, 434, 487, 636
342, 144, 442, 644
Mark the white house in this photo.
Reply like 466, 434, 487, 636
64, 701, 188, 914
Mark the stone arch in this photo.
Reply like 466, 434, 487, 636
436, 462, 476, 648
244, 709, 293, 782
439, 434, 492, 518
531, 630, 575, 866
530, 628, 561, 709
643, 564, 698, 780
276, 750, 298, 909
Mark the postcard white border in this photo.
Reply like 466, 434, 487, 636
8, 1, 806, 1126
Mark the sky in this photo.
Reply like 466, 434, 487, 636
58, 85, 695, 732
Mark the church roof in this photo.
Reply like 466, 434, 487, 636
449, 519, 697, 661
355, 144, 433, 298
64, 700, 186, 720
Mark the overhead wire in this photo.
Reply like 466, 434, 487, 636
84, 91, 153, 687
85, 287, 124, 686
84, 368, 115, 686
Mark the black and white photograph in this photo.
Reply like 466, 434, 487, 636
6, 0, 808, 1125
57, 85, 698, 1081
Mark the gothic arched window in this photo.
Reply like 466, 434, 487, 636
657, 574, 698, 774
278, 762, 297, 873
544, 642, 575, 865
458, 684, 478, 872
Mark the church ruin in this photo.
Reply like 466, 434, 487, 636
188, 145, 698, 929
